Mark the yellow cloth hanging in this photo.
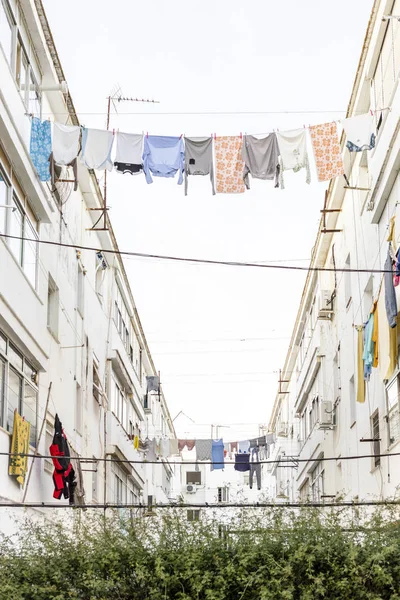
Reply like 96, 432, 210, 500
356, 326, 365, 403
133, 435, 139, 450
386, 322, 398, 381
372, 300, 379, 368
387, 216, 397, 253
8, 410, 31, 486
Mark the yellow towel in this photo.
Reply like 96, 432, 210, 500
387, 216, 397, 253
356, 327, 365, 403
8, 410, 31, 487
386, 322, 398, 381
372, 301, 379, 368
133, 435, 139, 450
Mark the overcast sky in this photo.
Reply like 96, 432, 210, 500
43, 0, 374, 440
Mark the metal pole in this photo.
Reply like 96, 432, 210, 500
103, 95, 111, 230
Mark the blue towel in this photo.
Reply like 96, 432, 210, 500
30, 118, 51, 181
211, 439, 224, 471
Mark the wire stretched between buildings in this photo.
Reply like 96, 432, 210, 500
0, 233, 395, 275
2, 450, 400, 466
0, 500, 399, 509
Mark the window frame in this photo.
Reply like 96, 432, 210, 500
386, 372, 400, 446
186, 471, 202, 485
371, 410, 381, 468
310, 459, 324, 502
0, 0, 42, 115
0, 164, 38, 288
0, 328, 38, 447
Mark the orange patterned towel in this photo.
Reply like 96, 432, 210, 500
309, 122, 344, 182
214, 136, 245, 194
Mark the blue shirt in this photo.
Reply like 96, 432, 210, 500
143, 136, 184, 184
362, 313, 375, 380
211, 439, 224, 471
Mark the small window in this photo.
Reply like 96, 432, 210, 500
186, 471, 201, 485
371, 411, 381, 468
44, 419, 54, 473
0, 358, 5, 428
0, 167, 10, 234
0, 0, 14, 65
217, 487, 229, 502
95, 252, 106, 302
47, 275, 59, 339
24, 382, 38, 447
187, 509, 200, 522
386, 374, 400, 445
92, 355, 101, 404
310, 459, 324, 502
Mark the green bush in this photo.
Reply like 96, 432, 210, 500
0, 505, 399, 599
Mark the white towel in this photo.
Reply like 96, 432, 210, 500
276, 129, 311, 188
80, 128, 114, 171
53, 123, 80, 165
115, 132, 143, 164
342, 113, 375, 151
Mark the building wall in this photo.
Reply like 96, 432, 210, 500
0, 0, 176, 535
268, 0, 400, 503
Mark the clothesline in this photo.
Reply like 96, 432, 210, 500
29, 110, 380, 194
34, 107, 391, 116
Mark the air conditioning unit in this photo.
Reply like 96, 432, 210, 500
318, 290, 334, 320
186, 484, 196, 494
318, 400, 333, 429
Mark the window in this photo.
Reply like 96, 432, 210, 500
344, 254, 351, 307
75, 383, 82, 435
44, 419, 54, 473
95, 252, 107, 302
299, 479, 309, 502
0, 167, 8, 234
186, 471, 201, 485
371, 411, 381, 468
0, 167, 38, 288
77, 264, 84, 317
114, 282, 142, 374
371, 12, 400, 119
187, 509, 200, 522
0, 0, 13, 65
111, 461, 140, 505
92, 355, 101, 404
0, 1, 42, 114
217, 486, 229, 502
47, 274, 59, 339
0, 329, 38, 446
386, 374, 400, 445
310, 459, 324, 502
111, 373, 127, 428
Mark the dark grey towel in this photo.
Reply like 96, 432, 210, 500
242, 133, 280, 189
184, 137, 215, 195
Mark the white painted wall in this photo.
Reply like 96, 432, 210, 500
0, 0, 177, 535
268, 0, 400, 504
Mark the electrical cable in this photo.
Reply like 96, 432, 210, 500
0, 500, 399, 509
0, 233, 396, 275
3, 450, 400, 466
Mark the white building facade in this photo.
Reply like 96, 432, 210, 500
0, 0, 176, 534
268, 0, 400, 504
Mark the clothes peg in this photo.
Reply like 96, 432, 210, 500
370, 109, 374, 116
146, 131, 148, 138
240, 132, 242, 139
214, 133, 216, 140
